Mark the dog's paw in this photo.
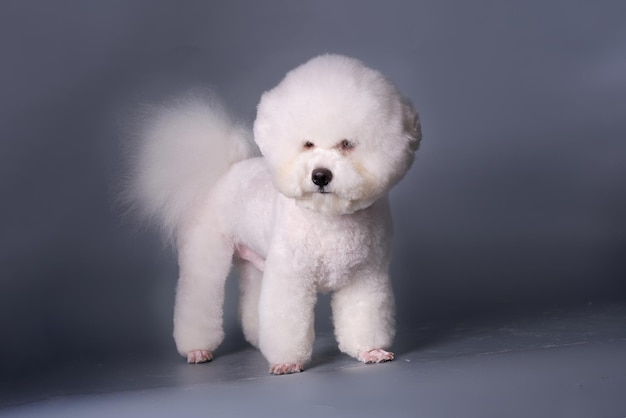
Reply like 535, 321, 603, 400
359, 349, 394, 364
187, 350, 213, 364
269, 363, 303, 375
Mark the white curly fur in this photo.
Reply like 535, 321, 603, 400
122, 93, 253, 241
125, 54, 421, 374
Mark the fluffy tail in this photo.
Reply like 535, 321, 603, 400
121, 92, 253, 242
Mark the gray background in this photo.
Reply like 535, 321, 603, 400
1, 0, 625, 381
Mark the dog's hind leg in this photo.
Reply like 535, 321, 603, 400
173, 208, 234, 363
237, 260, 263, 349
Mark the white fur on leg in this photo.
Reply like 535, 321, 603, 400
258, 258, 317, 368
238, 261, 263, 348
331, 274, 396, 360
173, 208, 234, 359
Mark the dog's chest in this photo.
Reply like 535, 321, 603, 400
284, 208, 388, 290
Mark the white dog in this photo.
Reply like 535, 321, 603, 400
125, 54, 421, 374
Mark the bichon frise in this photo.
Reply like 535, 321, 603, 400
125, 54, 421, 374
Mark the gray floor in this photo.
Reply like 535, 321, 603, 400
1, 304, 625, 417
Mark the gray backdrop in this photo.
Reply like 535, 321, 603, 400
1, 0, 625, 379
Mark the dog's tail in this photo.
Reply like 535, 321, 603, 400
121, 92, 253, 243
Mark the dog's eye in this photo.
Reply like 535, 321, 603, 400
340, 139, 355, 150
304, 141, 315, 149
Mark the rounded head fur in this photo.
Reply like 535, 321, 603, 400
254, 54, 421, 215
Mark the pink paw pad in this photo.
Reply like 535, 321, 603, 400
359, 349, 395, 364
187, 350, 213, 364
269, 363, 303, 375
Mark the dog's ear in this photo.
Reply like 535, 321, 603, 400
253, 92, 272, 156
402, 99, 422, 152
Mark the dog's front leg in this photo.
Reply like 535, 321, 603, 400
258, 257, 316, 375
331, 272, 396, 364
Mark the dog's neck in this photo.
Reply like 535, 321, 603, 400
294, 192, 380, 216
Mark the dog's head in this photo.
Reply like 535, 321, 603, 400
254, 55, 421, 215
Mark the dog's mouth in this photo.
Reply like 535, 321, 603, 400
316, 187, 330, 194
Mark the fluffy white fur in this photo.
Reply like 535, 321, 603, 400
125, 54, 421, 374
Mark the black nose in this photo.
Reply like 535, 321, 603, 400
312, 168, 333, 187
